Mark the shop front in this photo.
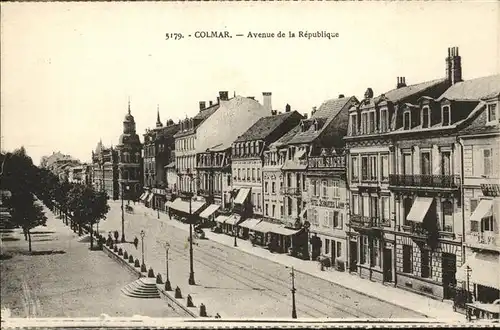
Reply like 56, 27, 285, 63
152, 188, 167, 212
167, 197, 206, 223
199, 203, 221, 227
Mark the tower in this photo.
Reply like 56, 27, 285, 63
156, 105, 163, 128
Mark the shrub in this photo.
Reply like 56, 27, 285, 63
141, 264, 147, 273
128, 255, 134, 263
134, 259, 140, 267
147, 267, 155, 278
109, 242, 113, 249
156, 273, 163, 284
113, 245, 118, 252
118, 248, 123, 256
123, 251, 128, 259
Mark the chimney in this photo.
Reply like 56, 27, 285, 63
262, 92, 272, 113
303, 113, 308, 119
199, 101, 206, 111
271, 110, 277, 116
396, 77, 407, 88
449, 46, 462, 84
209, 101, 213, 107
311, 106, 317, 116
285, 104, 291, 113
217, 96, 220, 104
338, 94, 345, 98
219, 91, 229, 101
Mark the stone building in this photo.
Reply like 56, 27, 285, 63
91, 140, 118, 199
115, 101, 143, 201
142, 107, 179, 210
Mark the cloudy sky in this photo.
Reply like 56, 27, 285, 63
1, 1, 499, 165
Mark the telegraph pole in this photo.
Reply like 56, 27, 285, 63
291, 266, 297, 319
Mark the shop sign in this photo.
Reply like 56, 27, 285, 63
310, 198, 343, 209
153, 188, 166, 195
481, 184, 500, 197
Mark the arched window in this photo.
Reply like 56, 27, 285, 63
403, 197, 413, 225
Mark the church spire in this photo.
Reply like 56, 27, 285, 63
156, 104, 163, 128
128, 97, 131, 115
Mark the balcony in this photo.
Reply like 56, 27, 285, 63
465, 232, 500, 252
389, 174, 460, 189
281, 187, 302, 196
349, 215, 390, 233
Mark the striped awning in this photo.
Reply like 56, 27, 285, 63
234, 188, 250, 204
168, 198, 205, 214
215, 215, 230, 224
147, 193, 154, 203
199, 204, 221, 219
140, 192, 150, 201
239, 218, 262, 230
225, 214, 241, 226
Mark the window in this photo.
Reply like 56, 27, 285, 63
403, 153, 412, 175
272, 204, 276, 217
487, 103, 498, 122
336, 241, 342, 258
442, 200, 453, 232
422, 107, 430, 128
380, 154, 389, 181
380, 109, 388, 132
265, 204, 269, 216
313, 180, 319, 196
402, 245, 413, 273
361, 157, 369, 181
483, 149, 492, 177
403, 197, 413, 226
322, 180, 328, 197
251, 169, 255, 181
420, 249, 431, 278
421, 152, 431, 175
325, 239, 330, 255
360, 236, 369, 264
368, 111, 375, 133
264, 182, 269, 193
482, 215, 494, 232
351, 156, 359, 180
370, 155, 377, 181
470, 199, 478, 215
271, 182, 276, 194
350, 114, 358, 135
333, 211, 339, 228
371, 239, 380, 267
442, 106, 450, 126
370, 196, 379, 219
250, 143, 254, 155
257, 194, 261, 208
361, 112, 368, 134
257, 169, 261, 181
323, 211, 329, 227
352, 194, 359, 215
247, 168, 250, 180
381, 196, 390, 221
237, 169, 241, 180
441, 151, 451, 176
332, 180, 339, 197
403, 111, 411, 130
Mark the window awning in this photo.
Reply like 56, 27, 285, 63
234, 188, 251, 204
407, 197, 433, 223
215, 215, 229, 224
168, 198, 205, 214
470, 199, 493, 222
139, 192, 146, 200
225, 214, 241, 226
140, 192, 149, 201
456, 253, 500, 290
239, 218, 262, 229
270, 226, 302, 236
199, 204, 220, 219
147, 193, 154, 203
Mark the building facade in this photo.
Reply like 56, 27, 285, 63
91, 140, 118, 199
116, 102, 143, 201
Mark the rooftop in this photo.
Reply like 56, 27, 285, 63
269, 125, 301, 149
438, 74, 500, 101
234, 111, 299, 143
375, 78, 447, 104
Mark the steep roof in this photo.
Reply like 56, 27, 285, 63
438, 74, 500, 101
234, 111, 297, 143
270, 125, 301, 148
174, 103, 221, 138
376, 78, 447, 103
287, 96, 354, 145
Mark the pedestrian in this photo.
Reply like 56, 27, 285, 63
133, 236, 139, 249
215, 313, 221, 319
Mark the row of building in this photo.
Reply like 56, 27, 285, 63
88, 47, 499, 306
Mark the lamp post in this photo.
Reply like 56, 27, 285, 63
178, 168, 196, 286
290, 266, 297, 319
140, 230, 146, 267
163, 241, 172, 291
466, 265, 472, 303
120, 182, 129, 243
234, 224, 238, 247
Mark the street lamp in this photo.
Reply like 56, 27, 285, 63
234, 224, 238, 247
466, 265, 472, 303
120, 183, 129, 243
290, 266, 297, 319
140, 230, 146, 267
178, 168, 196, 286
163, 241, 172, 291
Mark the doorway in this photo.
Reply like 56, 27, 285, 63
442, 252, 457, 300
383, 248, 393, 282
349, 241, 358, 272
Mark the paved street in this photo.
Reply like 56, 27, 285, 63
99, 201, 423, 318
0, 204, 181, 318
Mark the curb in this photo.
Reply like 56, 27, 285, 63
102, 244, 197, 318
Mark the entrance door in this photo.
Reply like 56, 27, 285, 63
331, 240, 336, 266
349, 241, 358, 272
442, 253, 457, 300
383, 248, 393, 282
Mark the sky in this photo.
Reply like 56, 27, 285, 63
1, 1, 499, 165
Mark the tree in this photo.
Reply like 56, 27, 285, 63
5, 193, 47, 252
68, 184, 109, 249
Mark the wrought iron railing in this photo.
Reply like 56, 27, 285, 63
349, 215, 390, 228
389, 174, 460, 189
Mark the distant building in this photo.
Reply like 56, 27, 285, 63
91, 140, 118, 199
41, 151, 81, 181
67, 164, 91, 185
116, 101, 143, 201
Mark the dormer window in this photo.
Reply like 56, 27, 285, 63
361, 112, 368, 134
301, 121, 307, 132
250, 142, 254, 155
313, 120, 319, 131
487, 103, 498, 123
256, 142, 260, 154
368, 111, 375, 133
379, 109, 388, 132
350, 113, 358, 135
421, 106, 430, 128
403, 111, 411, 130
442, 106, 451, 126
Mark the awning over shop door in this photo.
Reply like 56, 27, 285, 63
470, 199, 493, 222
215, 215, 229, 224
139, 192, 146, 200
199, 204, 221, 219
234, 188, 250, 205
456, 253, 500, 290
239, 218, 262, 229
140, 192, 149, 201
147, 193, 154, 203
407, 197, 433, 223
168, 198, 205, 214
225, 214, 241, 226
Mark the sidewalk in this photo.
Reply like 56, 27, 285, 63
133, 203, 464, 321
